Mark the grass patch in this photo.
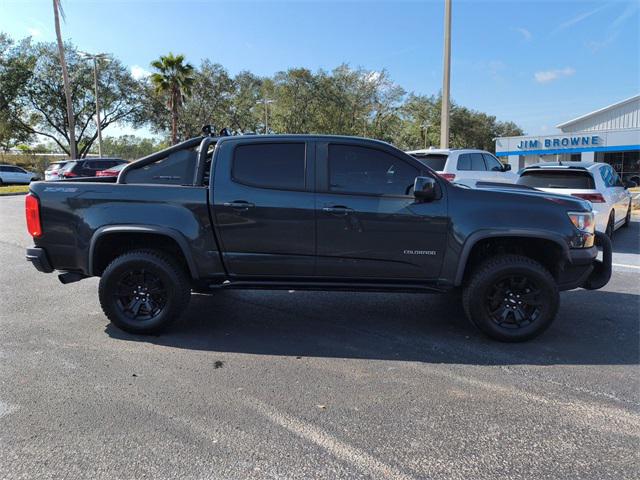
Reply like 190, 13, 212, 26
0, 185, 29, 196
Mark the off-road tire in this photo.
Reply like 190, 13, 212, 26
99, 249, 191, 334
462, 254, 559, 342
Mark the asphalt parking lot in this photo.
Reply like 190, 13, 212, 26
1, 194, 638, 479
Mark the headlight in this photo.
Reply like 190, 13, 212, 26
568, 211, 595, 248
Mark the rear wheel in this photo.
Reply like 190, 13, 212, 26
99, 249, 191, 334
462, 254, 559, 342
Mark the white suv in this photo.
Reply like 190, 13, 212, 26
516, 161, 633, 236
406, 148, 517, 184
0, 165, 39, 185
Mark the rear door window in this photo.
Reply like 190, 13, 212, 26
457, 153, 487, 171
518, 170, 596, 189
232, 143, 306, 190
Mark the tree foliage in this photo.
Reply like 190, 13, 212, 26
5, 39, 144, 156
149, 53, 195, 144
2, 31, 524, 156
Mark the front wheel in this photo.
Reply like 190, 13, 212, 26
99, 249, 191, 334
462, 254, 559, 342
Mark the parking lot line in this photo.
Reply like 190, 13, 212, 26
612, 263, 640, 270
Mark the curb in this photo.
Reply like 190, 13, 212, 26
0, 192, 28, 197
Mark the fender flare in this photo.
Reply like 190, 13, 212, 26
453, 229, 570, 286
88, 225, 199, 278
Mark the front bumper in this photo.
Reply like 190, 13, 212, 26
559, 231, 612, 291
582, 231, 612, 290
26, 247, 54, 273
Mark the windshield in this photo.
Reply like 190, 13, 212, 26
410, 153, 448, 171
518, 170, 595, 189
46, 162, 68, 172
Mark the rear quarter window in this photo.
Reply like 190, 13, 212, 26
518, 170, 596, 189
123, 149, 197, 185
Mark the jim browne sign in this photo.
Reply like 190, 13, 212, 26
517, 135, 600, 150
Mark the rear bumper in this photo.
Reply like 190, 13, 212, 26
26, 247, 54, 273
558, 231, 612, 291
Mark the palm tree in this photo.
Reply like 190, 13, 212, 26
52, 0, 77, 159
150, 53, 195, 144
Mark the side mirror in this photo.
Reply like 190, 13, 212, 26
414, 176, 437, 202
502, 164, 512, 172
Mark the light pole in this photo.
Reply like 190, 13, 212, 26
440, 0, 452, 149
421, 123, 431, 149
256, 98, 274, 134
80, 52, 109, 156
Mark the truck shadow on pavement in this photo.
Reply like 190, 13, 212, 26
106, 286, 639, 366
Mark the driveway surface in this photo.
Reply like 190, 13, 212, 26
1, 194, 638, 479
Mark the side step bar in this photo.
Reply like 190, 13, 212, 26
209, 280, 446, 294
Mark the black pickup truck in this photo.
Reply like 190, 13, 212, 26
25, 133, 612, 341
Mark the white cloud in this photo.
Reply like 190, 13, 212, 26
513, 27, 532, 41
27, 27, 42, 38
131, 65, 151, 80
553, 4, 609, 34
534, 67, 575, 84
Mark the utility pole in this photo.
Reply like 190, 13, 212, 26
80, 52, 109, 156
440, 0, 452, 149
52, 0, 77, 159
256, 98, 274, 134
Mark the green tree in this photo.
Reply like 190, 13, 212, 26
0, 34, 35, 150
149, 53, 195, 144
177, 60, 234, 139
10, 40, 144, 157
99, 135, 166, 160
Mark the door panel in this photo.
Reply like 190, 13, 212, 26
316, 142, 448, 280
211, 140, 316, 277
316, 194, 448, 278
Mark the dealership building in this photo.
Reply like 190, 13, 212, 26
495, 94, 640, 185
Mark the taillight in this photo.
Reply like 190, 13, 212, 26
63, 171, 77, 177
25, 194, 42, 237
572, 193, 605, 203
440, 173, 456, 181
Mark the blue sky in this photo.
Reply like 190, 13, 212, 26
1, 0, 638, 137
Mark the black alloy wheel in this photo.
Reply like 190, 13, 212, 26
462, 254, 559, 342
114, 268, 168, 321
485, 275, 541, 329
99, 249, 191, 334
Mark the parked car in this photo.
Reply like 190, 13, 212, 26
25, 133, 611, 342
58, 158, 127, 179
516, 162, 633, 237
0, 165, 39, 185
96, 162, 128, 177
406, 148, 517, 183
44, 160, 71, 181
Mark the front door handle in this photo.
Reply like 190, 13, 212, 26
223, 201, 255, 210
322, 205, 353, 216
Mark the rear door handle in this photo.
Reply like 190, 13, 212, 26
223, 201, 255, 210
322, 206, 353, 216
